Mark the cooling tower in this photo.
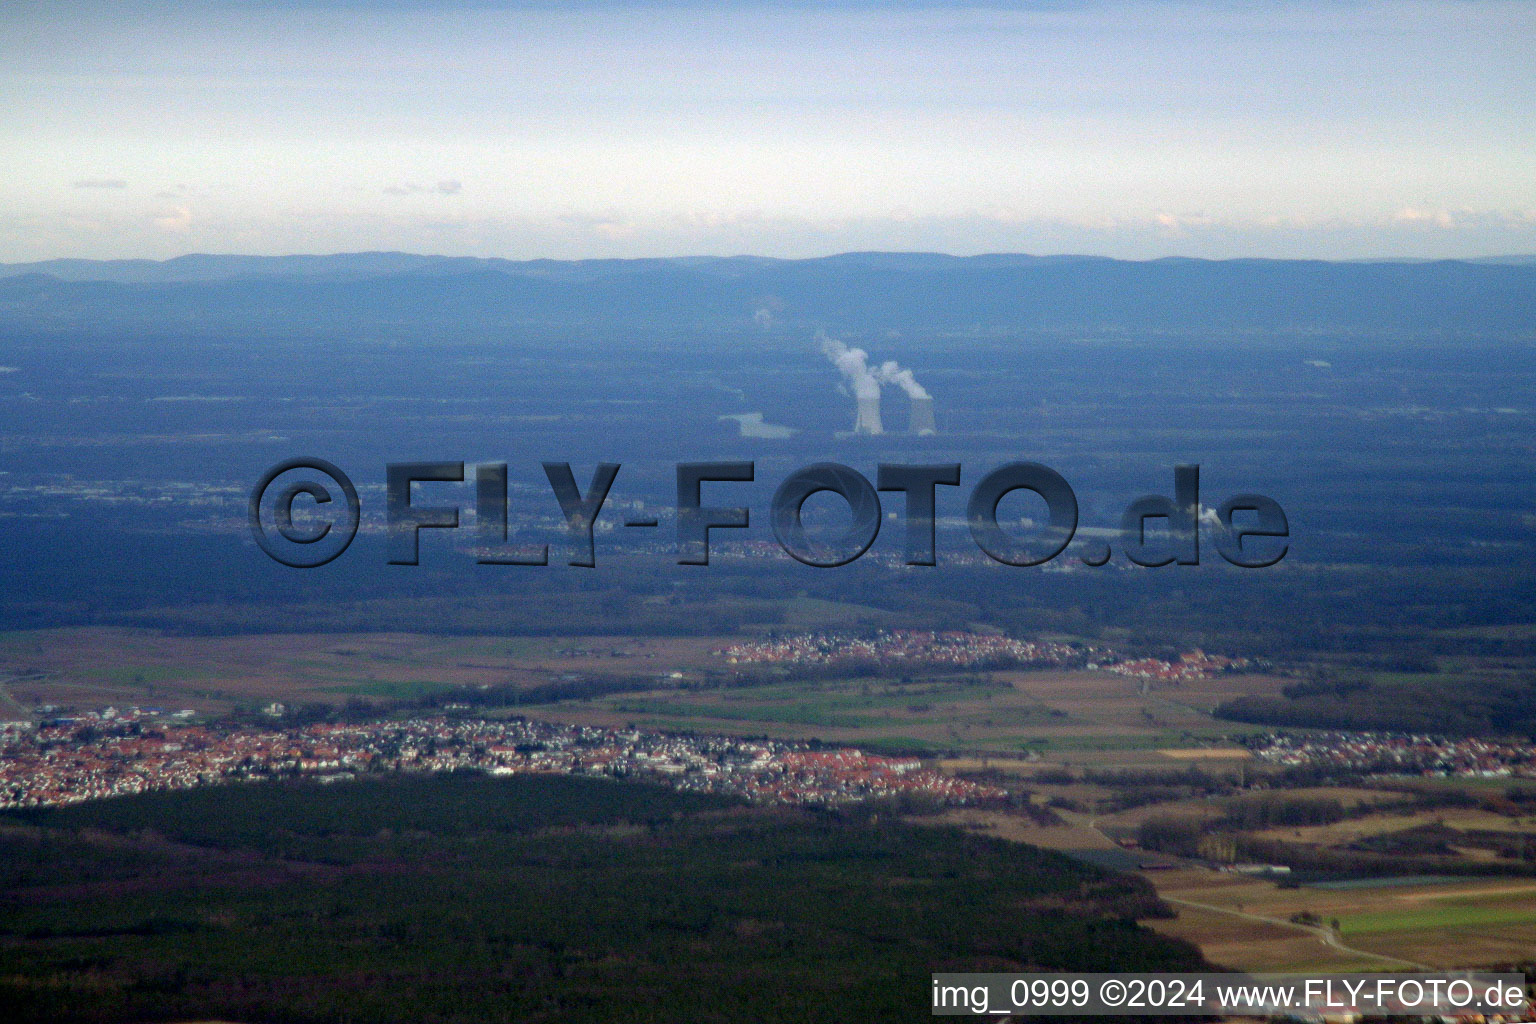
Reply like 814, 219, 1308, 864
854, 395, 883, 435
909, 395, 936, 435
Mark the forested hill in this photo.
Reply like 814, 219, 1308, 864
1, 251, 1533, 337
0, 772, 1206, 1023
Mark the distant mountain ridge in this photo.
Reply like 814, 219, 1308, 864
4, 250, 1536, 285
1, 251, 1533, 338
0, 251, 1124, 285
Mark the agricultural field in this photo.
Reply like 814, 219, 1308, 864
1250, 806, 1536, 846
1145, 868, 1536, 972
521, 662, 1284, 760
0, 628, 720, 713
7, 625, 1536, 980
926, 799, 1536, 972
0, 626, 1289, 767
922, 778, 1536, 973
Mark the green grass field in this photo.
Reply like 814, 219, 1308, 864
322, 679, 466, 699
1342, 901, 1536, 936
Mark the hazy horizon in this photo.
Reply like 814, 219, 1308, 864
3, 0, 1532, 263
5, 248, 1536, 268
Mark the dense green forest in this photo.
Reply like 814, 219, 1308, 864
1217, 673, 1536, 737
0, 773, 1203, 1023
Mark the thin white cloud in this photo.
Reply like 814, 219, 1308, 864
384, 180, 463, 196
150, 205, 192, 233
1394, 208, 1458, 229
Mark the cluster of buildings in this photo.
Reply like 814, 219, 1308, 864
0, 476, 241, 510
0, 707, 1006, 810
1094, 649, 1250, 683
718, 629, 1088, 669
1251, 732, 1536, 778
716, 631, 1257, 687
721, 748, 1003, 805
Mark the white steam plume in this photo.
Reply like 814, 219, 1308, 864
875, 360, 930, 400
819, 332, 880, 400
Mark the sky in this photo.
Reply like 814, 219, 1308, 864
1, 0, 1533, 261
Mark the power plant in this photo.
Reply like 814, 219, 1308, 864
819, 333, 936, 436
820, 333, 887, 435
908, 395, 936, 435
854, 394, 884, 435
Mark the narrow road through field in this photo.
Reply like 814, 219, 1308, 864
1158, 894, 1437, 971
1070, 812, 1438, 971
0, 673, 35, 723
